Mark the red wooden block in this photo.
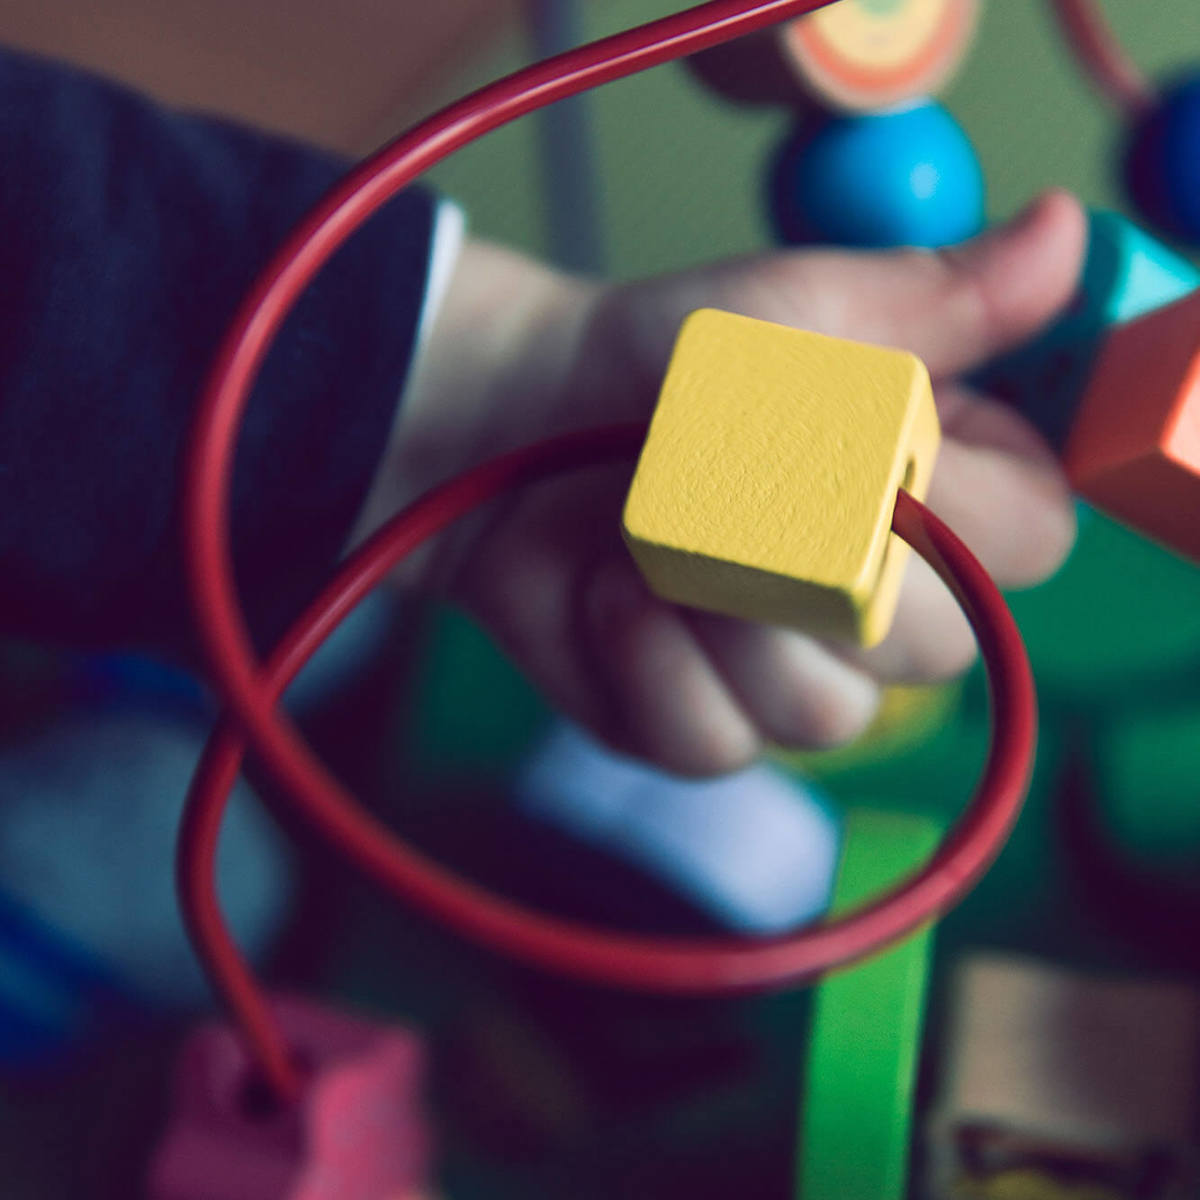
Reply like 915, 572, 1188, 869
148, 994, 432, 1200
1065, 289, 1200, 562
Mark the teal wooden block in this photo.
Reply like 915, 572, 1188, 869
1091, 211, 1200, 323
978, 211, 1200, 449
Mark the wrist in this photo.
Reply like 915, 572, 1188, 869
349, 238, 601, 594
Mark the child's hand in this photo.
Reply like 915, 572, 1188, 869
362, 191, 1086, 775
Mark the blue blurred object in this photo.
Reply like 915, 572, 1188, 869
769, 100, 985, 249
1125, 75, 1200, 245
514, 723, 841, 936
0, 711, 293, 1068
0, 587, 393, 1069
62, 588, 397, 720
0, 887, 136, 1068
68, 650, 209, 717
976, 211, 1200, 450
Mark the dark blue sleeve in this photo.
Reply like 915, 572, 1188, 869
0, 46, 437, 655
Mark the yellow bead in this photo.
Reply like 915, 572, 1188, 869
622, 309, 940, 647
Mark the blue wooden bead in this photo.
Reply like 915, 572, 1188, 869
1125, 75, 1200, 245
769, 100, 984, 249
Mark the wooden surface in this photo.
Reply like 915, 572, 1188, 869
932, 956, 1200, 1168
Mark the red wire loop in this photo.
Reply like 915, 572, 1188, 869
180, 426, 1036, 1105
1048, 0, 1156, 117
179, 0, 1037, 1107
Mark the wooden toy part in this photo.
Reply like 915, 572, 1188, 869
147, 994, 431, 1200
770, 99, 985, 249
1064, 289, 1200, 564
927, 955, 1200, 1198
977, 210, 1200, 453
795, 810, 941, 1200
622, 309, 940, 647
683, 28, 814, 108
780, 0, 979, 114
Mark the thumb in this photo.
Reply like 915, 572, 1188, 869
886, 188, 1089, 376
618, 190, 1088, 384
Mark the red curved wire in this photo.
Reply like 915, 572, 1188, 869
179, 0, 1037, 1106
1049, 0, 1156, 116
180, 0, 840, 1103
179, 426, 1036, 1103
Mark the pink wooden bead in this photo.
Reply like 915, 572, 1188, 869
148, 994, 432, 1200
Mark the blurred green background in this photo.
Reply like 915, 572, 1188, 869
426, 1, 1200, 276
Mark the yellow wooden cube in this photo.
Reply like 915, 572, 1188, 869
622, 309, 940, 647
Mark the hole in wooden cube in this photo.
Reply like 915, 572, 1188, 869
622, 309, 940, 647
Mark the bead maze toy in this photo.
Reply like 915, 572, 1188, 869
161, 1, 1036, 1190
170, 2, 1200, 1196
5, 2, 1200, 1198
